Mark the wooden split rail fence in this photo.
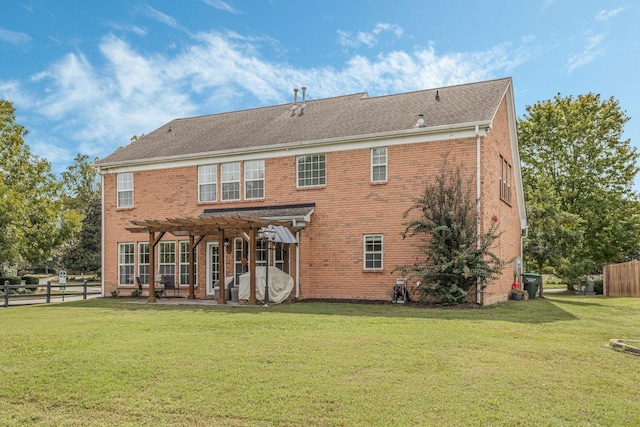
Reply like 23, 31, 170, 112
2, 280, 101, 308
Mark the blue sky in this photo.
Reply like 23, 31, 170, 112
1, 0, 638, 179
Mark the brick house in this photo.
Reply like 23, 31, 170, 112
96, 77, 526, 305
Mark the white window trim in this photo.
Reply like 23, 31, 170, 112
138, 242, 149, 285
158, 241, 176, 278
118, 243, 135, 286
297, 153, 326, 188
221, 162, 241, 201
363, 234, 384, 271
117, 173, 133, 208
244, 159, 265, 200
198, 164, 217, 203
179, 241, 198, 287
371, 147, 387, 183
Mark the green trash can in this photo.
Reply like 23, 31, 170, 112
521, 273, 542, 300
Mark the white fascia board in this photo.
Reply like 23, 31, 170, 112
97, 121, 492, 175
504, 83, 527, 228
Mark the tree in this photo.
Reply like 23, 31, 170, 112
523, 177, 583, 296
0, 99, 81, 271
60, 154, 101, 273
519, 93, 640, 284
396, 159, 505, 305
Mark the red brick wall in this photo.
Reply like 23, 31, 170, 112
102, 97, 523, 304
480, 97, 523, 304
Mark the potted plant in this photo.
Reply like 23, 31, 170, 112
510, 283, 525, 300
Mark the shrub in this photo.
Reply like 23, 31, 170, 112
131, 289, 141, 298
542, 266, 556, 275
593, 279, 603, 295
111, 289, 120, 298
0, 276, 21, 286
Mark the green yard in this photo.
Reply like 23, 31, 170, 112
1, 295, 639, 426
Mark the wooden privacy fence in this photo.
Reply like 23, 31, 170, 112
2, 280, 101, 308
603, 261, 640, 297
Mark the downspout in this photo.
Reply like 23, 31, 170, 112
476, 125, 482, 304
100, 174, 106, 297
295, 220, 300, 299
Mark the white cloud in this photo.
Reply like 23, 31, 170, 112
338, 23, 404, 48
0, 27, 31, 46
144, 5, 182, 30
16, 29, 524, 169
202, 0, 239, 14
567, 33, 604, 74
595, 8, 624, 21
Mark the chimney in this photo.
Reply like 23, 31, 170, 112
293, 88, 299, 105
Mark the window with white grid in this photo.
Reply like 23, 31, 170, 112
297, 154, 326, 187
138, 242, 149, 285
179, 241, 197, 286
244, 160, 264, 199
371, 147, 387, 182
198, 165, 217, 202
221, 162, 240, 201
364, 234, 383, 270
117, 173, 133, 208
118, 243, 135, 285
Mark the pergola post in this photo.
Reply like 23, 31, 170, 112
218, 228, 226, 304
147, 230, 166, 303
249, 227, 257, 305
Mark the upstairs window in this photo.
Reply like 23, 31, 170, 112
297, 154, 326, 187
364, 234, 383, 270
221, 162, 241, 201
371, 147, 387, 182
198, 165, 217, 202
500, 155, 512, 204
117, 173, 133, 208
245, 160, 265, 199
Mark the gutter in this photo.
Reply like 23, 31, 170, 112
100, 175, 105, 297
96, 120, 493, 173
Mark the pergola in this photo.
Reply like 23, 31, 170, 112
126, 215, 296, 304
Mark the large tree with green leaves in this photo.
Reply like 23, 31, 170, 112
519, 93, 640, 284
0, 99, 81, 271
59, 154, 101, 273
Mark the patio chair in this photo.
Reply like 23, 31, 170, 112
135, 276, 143, 298
162, 275, 177, 298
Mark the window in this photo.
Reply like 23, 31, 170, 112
371, 147, 387, 182
500, 156, 512, 204
179, 241, 197, 286
138, 243, 149, 285
198, 165, 217, 202
297, 154, 326, 187
364, 234, 383, 270
118, 243, 135, 285
245, 160, 265, 199
117, 173, 133, 208
159, 242, 176, 278
221, 162, 241, 201
256, 240, 267, 266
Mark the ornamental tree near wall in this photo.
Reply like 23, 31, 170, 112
396, 160, 505, 305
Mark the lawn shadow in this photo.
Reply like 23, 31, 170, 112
50, 296, 578, 325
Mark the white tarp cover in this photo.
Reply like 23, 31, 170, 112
238, 267, 294, 304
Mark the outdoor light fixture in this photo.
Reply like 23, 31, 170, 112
259, 224, 277, 307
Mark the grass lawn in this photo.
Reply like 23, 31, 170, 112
1, 295, 639, 426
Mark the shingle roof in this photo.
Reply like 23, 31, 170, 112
97, 77, 511, 166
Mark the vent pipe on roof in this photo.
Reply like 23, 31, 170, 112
299, 86, 307, 115
435, 90, 440, 102
291, 88, 299, 115
415, 114, 425, 128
